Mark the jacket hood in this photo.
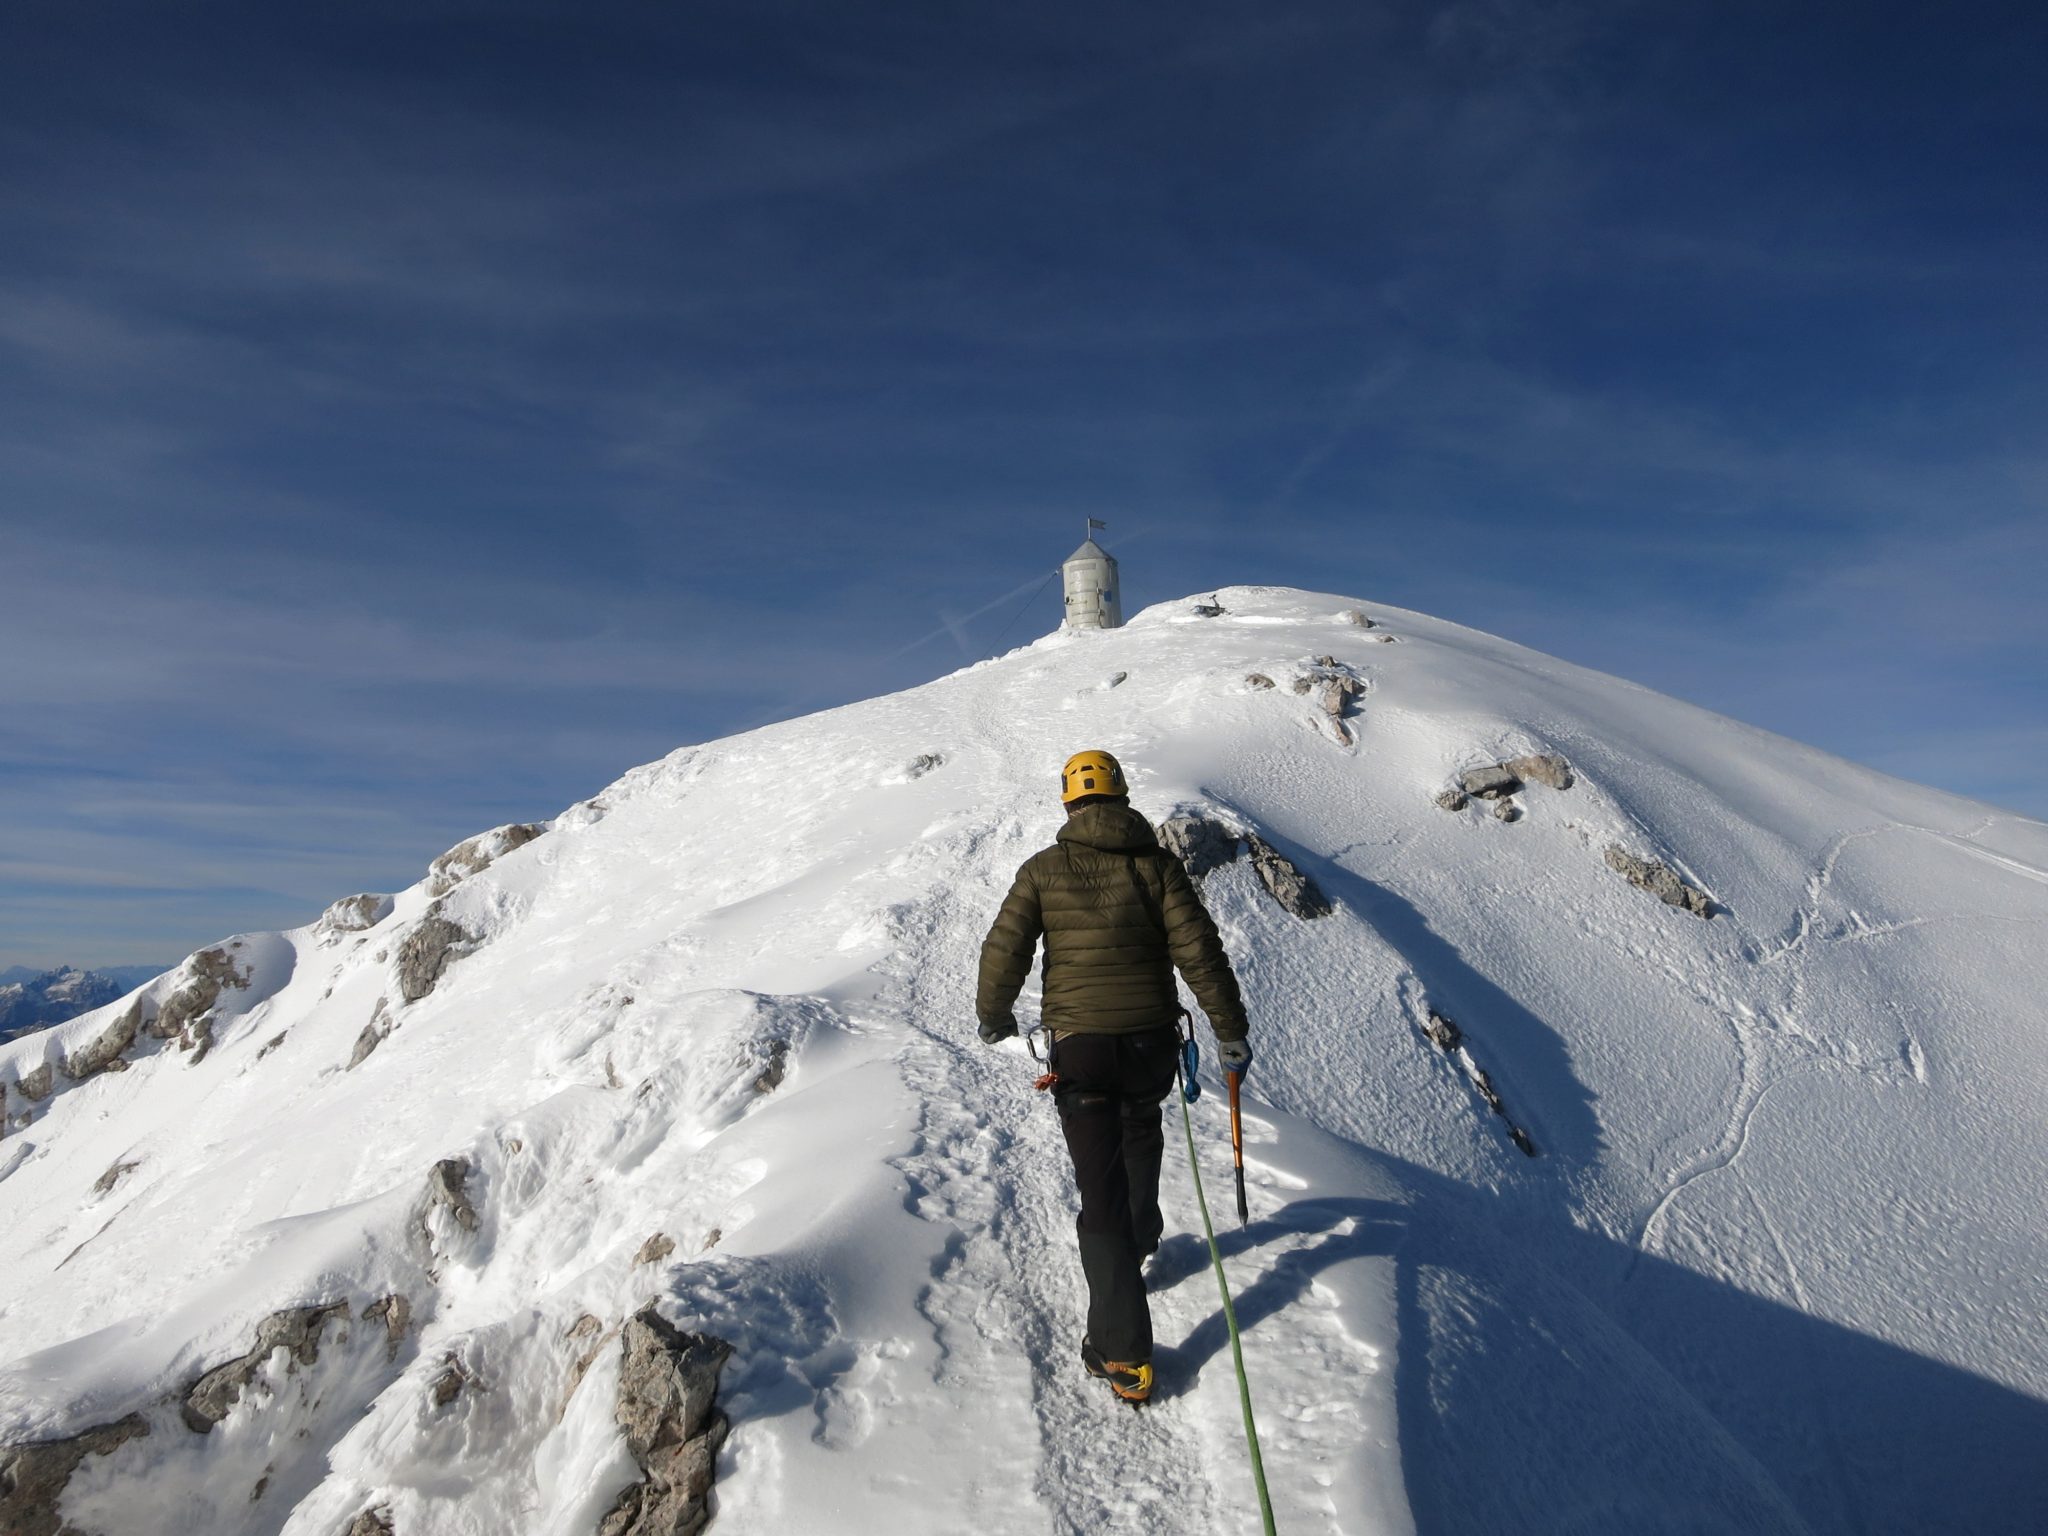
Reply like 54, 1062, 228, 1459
1056, 801, 1160, 854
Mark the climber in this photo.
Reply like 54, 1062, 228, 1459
975, 749, 1252, 1405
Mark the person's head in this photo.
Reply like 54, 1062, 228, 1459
1061, 750, 1129, 813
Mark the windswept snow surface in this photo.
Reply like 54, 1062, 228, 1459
3, 587, 2044, 1535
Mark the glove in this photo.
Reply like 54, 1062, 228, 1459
1217, 1037, 1253, 1077
978, 1016, 1018, 1045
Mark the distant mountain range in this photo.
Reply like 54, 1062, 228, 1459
0, 964, 169, 1040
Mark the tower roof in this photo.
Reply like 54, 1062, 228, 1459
1065, 537, 1115, 564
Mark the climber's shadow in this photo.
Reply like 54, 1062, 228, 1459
1150, 1197, 1400, 1399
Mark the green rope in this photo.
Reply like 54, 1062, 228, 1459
1179, 1080, 1277, 1534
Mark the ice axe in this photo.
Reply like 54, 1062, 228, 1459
1226, 1069, 1248, 1226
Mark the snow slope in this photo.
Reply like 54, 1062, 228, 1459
3, 586, 2044, 1535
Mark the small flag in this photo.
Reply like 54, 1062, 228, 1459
1088, 517, 1107, 530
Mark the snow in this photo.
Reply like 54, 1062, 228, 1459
2, 585, 2044, 1535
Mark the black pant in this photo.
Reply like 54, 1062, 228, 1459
1051, 1025, 1181, 1363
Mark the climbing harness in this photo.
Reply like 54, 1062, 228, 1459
1175, 1020, 1277, 1535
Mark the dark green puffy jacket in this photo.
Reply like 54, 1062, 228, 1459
976, 801, 1248, 1041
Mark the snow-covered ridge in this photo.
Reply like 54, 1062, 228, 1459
2, 586, 2044, 1535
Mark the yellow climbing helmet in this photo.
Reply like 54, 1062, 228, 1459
1061, 750, 1129, 804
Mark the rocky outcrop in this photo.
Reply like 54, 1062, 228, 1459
1246, 834, 1334, 918
426, 823, 547, 898
1507, 753, 1574, 790
91, 1158, 140, 1195
430, 1353, 474, 1409
148, 947, 251, 1062
1158, 815, 1333, 920
1605, 847, 1715, 918
1458, 764, 1522, 800
1493, 800, 1521, 823
750, 1039, 789, 1095
1343, 609, 1377, 628
17, 1062, 53, 1102
1157, 816, 1246, 883
1244, 673, 1275, 690
396, 912, 477, 1004
62, 1001, 142, 1082
1433, 788, 1470, 813
600, 1307, 732, 1536
634, 1233, 676, 1267
316, 893, 394, 942
346, 1509, 394, 1536
364, 1294, 412, 1361
1455, 754, 1574, 802
901, 753, 945, 780
181, 1301, 351, 1433
349, 998, 395, 1069
1420, 1009, 1537, 1157
0, 1414, 150, 1536
423, 1157, 480, 1237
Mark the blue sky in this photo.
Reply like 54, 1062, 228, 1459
1, 1, 2042, 968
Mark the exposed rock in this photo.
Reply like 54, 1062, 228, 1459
1191, 598, 1226, 618
92, 1158, 140, 1196
1314, 654, 1339, 668
1159, 816, 1332, 919
1420, 1010, 1537, 1157
348, 999, 395, 1069
1289, 676, 1313, 695
1493, 799, 1521, 823
251, 1469, 270, 1501
364, 1295, 412, 1361
346, 1509, 394, 1536
634, 1233, 677, 1267
1244, 673, 1275, 690
1458, 764, 1522, 800
426, 823, 547, 898
1434, 788, 1470, 813
430, 1353, 473, 1409
1244, 834, 1334, 920
256, 1031, 288, 1061
1105, 670, 1128, 688
1343, 609, 1377, 628
563, 1315, 618, 1411
151, 948, 252, 1052
1317, 677, 1362, 719
1157, 816, 1246, 883
601, 1307, 732, 1536
181, 1301, 351, 1433
63, 997, 145, 1082
702, 1228, 722, 1251
0, 1414, 150, 1536
750, 1039, 789, 1095
316, 893, 394, 941
1370, 631, 1397, 643
900, 752, 945, 780
423, 1157, 480, 1236
18, 1063, 53, 1102
1506, 753, 1574, 790
1605, 846, 1715, 919
397, 912, 477, 1005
